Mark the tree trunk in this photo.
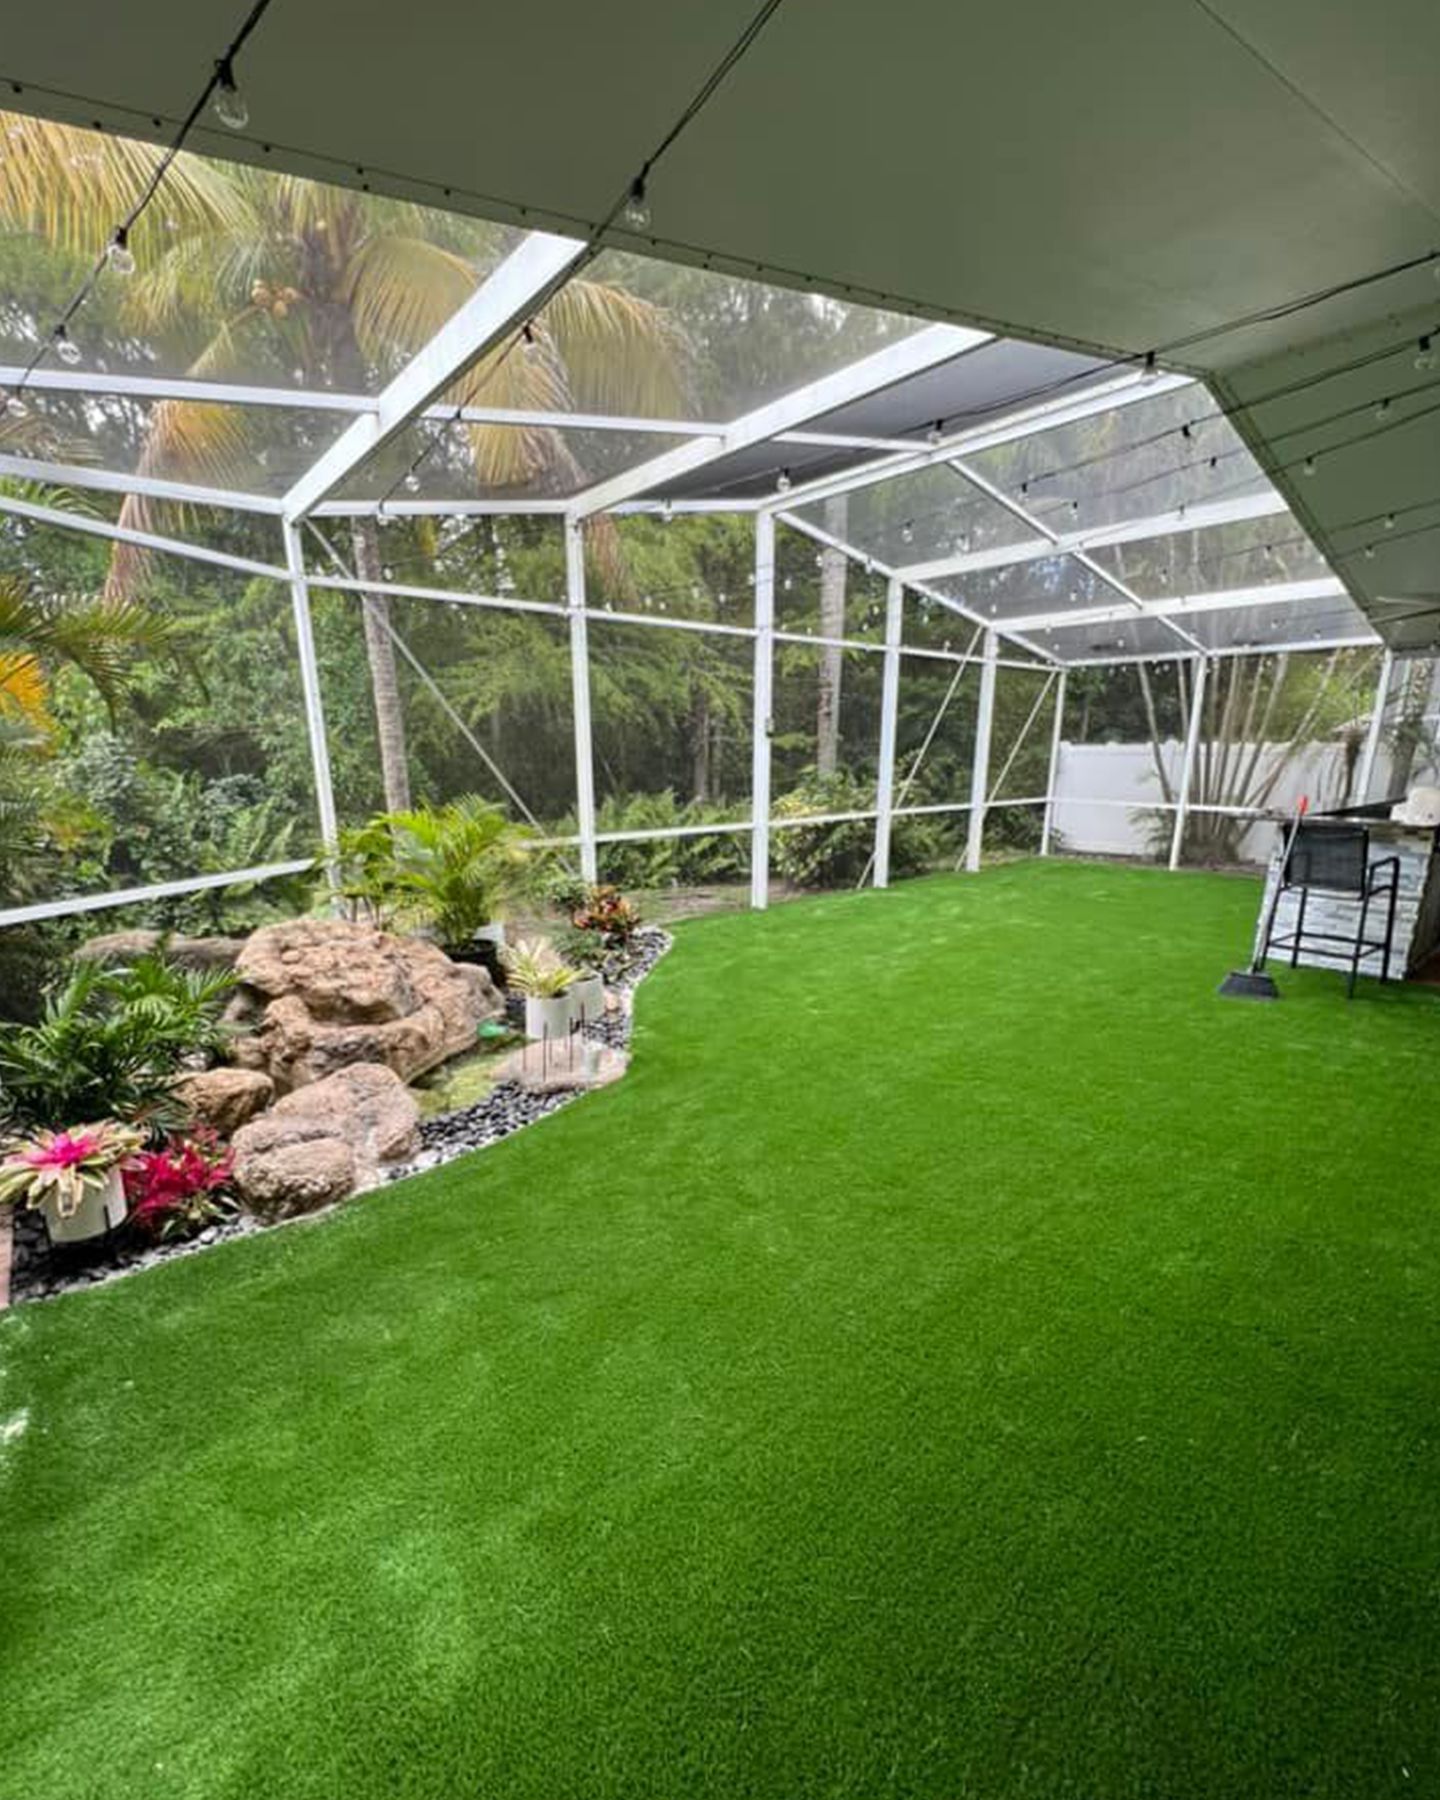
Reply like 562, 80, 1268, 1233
816, 495, 848, 775
690, 683, 712, 802
350, 517, 411, 812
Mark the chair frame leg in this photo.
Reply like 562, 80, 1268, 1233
1349, 887, 1373, 999
1292, 886, 1308, 968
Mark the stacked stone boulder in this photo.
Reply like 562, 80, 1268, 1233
209, 920, 503, 1215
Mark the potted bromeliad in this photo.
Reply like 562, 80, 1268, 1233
501, 938, 579, 1040
0, 1120, 146, 1244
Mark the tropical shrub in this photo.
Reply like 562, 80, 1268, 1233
572, 884, 641, 946
771, 770, 938, 888
587, 792, 748, 889
330, 797, 532, 942
0, 1120, 146, 1220
0, 952, 235, 1130
123, 1130, 236, 1240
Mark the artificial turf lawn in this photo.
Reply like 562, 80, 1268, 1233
3, 859, 1440, 1800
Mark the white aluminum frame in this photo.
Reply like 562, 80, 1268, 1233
0, 225, 1396, 928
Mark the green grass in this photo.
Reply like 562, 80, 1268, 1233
4, 860, 1440, 1800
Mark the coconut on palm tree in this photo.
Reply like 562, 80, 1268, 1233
0, 116, 690, 810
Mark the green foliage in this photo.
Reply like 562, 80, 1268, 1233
0, 952, 235, 1131
331, 797, 533, 943
587, 791, 748, 890
771, 771, 937, 888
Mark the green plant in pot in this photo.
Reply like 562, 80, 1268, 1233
331, 799, 533, 980
0, 1119, 146, 1245
501, 937, 578, 1041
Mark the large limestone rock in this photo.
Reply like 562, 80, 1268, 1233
227, 919, 501, 1092
232, 1063, 420, 1217
174, 1067, 274, 1134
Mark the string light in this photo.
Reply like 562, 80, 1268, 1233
1384, 513, 1396, 529
1417, 335, 1436, 372
106, 228, 136, 277
212, 55, 250, 130
1140, 352, 1159, 385
926, 421, 944, 446
1374, 396, 1392, 422
1302, 454, 1318, 476
775, 468, 792, 494
622, 177, 651, 232
900, 520, 914, 545
52, 324, 81, 367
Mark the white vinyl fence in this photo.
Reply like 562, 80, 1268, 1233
1050, 740, 1396, 864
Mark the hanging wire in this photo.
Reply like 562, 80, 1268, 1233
2, 0, 275, 405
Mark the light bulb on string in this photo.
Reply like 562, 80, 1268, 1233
1301, 454, 1318, 477
403, 471, 421, 495
1415, 335, 1435, 372
1384, 513, 1397, 530
53, 324, 81, 367
106, 227, 136, 277
3, 391, 28, 419
900, 520, 914, 545
1140, 352, 1159, 385
1374, 397, 1392, 423
1363, 543, 1376, 559
775, 468, 792, 494
622, 177, 651, 232
212, 57, 249, 130
926, 420, 944, 447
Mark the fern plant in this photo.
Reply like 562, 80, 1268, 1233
329, 798, 533, 944
0, 951, 235, 1131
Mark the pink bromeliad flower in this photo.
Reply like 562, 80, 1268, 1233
20, 1128, 105, 1170
0, 1120, 147, 1219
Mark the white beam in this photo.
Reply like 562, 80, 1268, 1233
283, 231, 588, 523
0, 364, 919, 454
1170, 657, 1208, 870
566, 520, 599, 885
281, 522, 340, 867
873, 575, 904, 889
965, 630, 998, 873
751, 513, 776, 910
1356, 650, 1395, 802
1040, 669, 1067, 856
769, 371, 1194, 516
899, 490, 1291, 583
775, 506, 1057, 667
1004, 577, 1347, 635
0, 487, 286, 577
939, 456, 1205, 655
569, 324, 989, 520
0, 451, 282, 515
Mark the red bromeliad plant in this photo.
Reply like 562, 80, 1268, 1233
123, 1130, 237, 1241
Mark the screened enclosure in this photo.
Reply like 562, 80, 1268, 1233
0, 114, 1416, 936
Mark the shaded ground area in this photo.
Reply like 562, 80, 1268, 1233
3, 861, 1438, 1800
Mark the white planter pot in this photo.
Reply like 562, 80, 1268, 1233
474, 921, 507, 948
567, 974, 604, 1030
524, 993, 573, 1041
42, 1168, 128, 1245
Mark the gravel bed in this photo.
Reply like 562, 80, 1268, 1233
9, 928, 672, 1304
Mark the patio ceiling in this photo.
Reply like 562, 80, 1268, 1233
2, 0, 1436, 652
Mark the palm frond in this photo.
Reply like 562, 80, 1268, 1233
538, 279, 694, 417
0, 112, 253, 264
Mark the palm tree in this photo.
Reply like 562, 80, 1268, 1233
0, 116, 689, 810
